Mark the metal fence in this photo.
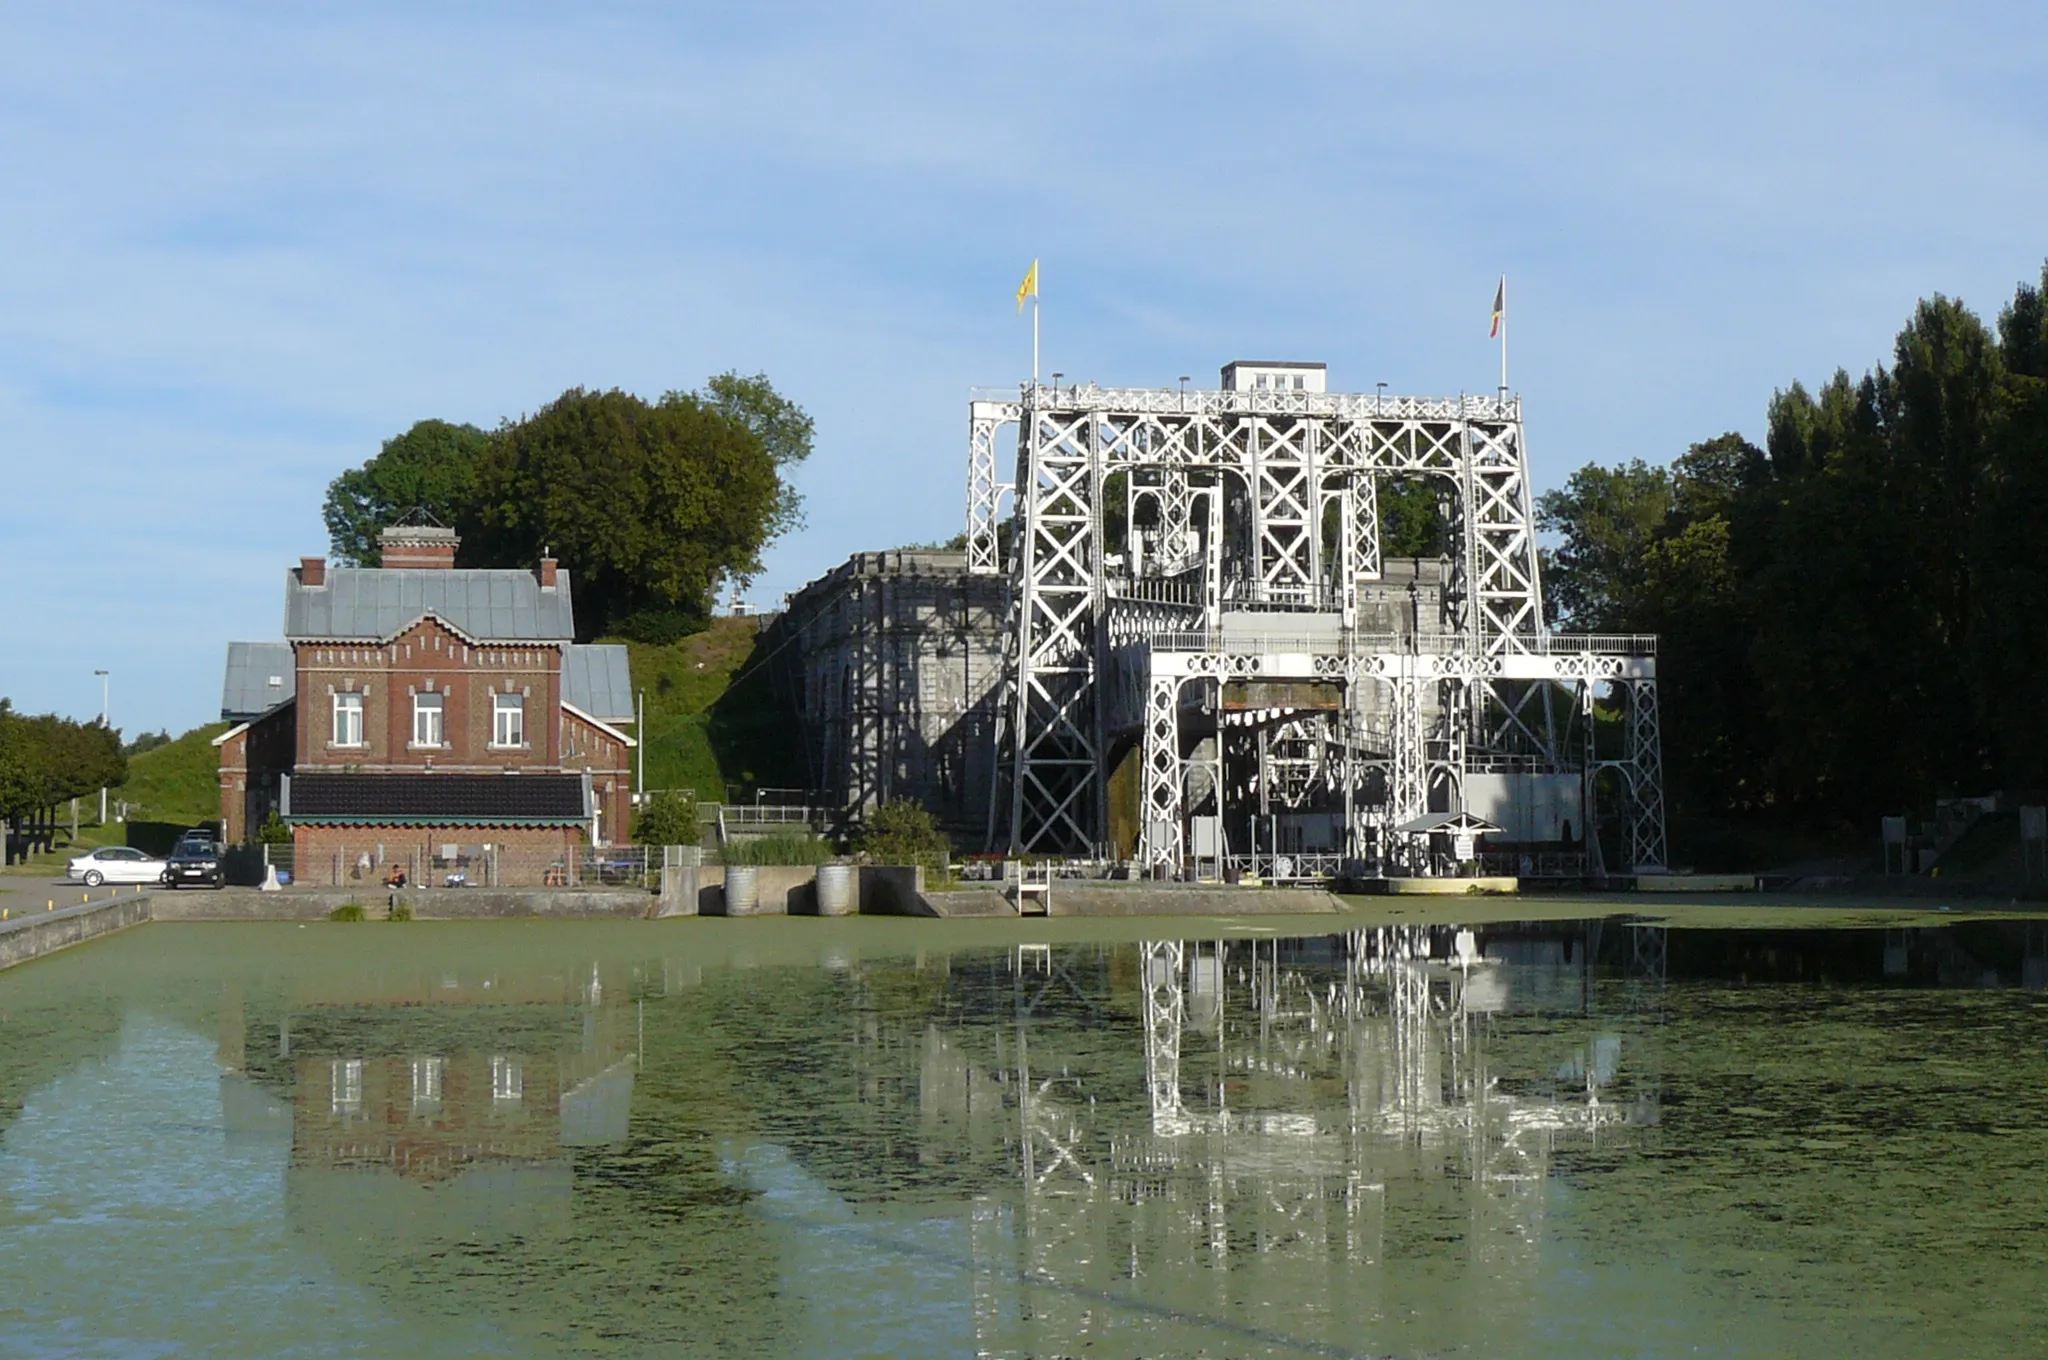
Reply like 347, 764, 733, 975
240, 840, 708, 890
282, 840, 644, 890
1225, 852, 1347, 885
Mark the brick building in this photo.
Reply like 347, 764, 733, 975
215, 526, 637, 884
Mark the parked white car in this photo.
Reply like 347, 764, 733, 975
66, 846, 167, 887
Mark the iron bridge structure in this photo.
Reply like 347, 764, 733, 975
966, 368, 1667, 878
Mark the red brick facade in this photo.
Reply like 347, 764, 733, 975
219, 536, 636, 879
296, 618, 566, 774
216, 704, 296, 843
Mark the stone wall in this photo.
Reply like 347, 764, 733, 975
766, 550, 1007, 835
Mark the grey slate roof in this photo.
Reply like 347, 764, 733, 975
221, 642, 296, 721
285, 567, 575, 642
563, 644, 635, 723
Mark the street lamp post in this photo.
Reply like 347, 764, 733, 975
94, 670, 109, 824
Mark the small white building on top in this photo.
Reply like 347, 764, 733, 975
1219, 360, 1327, 393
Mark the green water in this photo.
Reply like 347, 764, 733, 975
1, 912, 2045, 1358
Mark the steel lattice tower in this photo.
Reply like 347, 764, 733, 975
968, 369, 1666, 877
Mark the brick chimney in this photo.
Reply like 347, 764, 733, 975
538, 556, 558, 588
379, 525, 460, 570
299, 556, 326, 586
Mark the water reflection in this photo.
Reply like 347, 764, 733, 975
2, 915, 2046, 1358
903, 925, 1657, 1356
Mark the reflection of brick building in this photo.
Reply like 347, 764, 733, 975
296, 1052, 564, 1181
215, 525, 637, 879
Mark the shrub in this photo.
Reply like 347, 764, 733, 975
328, 904, 366, 922
720, 831, 834, 866
862, 800, 950, 874
635, 789, 699, 847
386, 902, 414, 921
256, 810, 292, 846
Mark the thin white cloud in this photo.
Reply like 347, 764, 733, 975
0, 0, 2042, 731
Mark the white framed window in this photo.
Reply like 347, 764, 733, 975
412, 692, 444, 747
491, 1056, 523, 1103
493, 692, 525, 748
331, 692, 363, 747
332, 1058, 363, 1113
411, 1056, 444, 1112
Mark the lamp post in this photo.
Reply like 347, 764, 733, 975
94, 670, 109, 824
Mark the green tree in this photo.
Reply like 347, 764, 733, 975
471, 387, 783, 640
0, 701, 125, 825
1540, 266, 2048, 830
1377, 477, 1446, 558
634, 789, 699, 847
322, 377, 811, 642
861, 800, 950, 872
322, 420, 493, 565
695, 371, 815, 539
1535, 460, 1673, 630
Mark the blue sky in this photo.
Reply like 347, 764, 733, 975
2, 1, 2044, 737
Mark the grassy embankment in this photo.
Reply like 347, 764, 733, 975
614, 616, 805, 806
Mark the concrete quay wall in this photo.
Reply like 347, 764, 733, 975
153, 887, 656, 920
657, 865, 921, 916
0, 894, 154, 971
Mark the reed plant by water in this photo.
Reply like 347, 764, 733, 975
718, 832, 835, 866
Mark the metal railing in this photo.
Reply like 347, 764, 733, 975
1147, 630, 1657, 657
1226, 852, 1347, 885
967, 383, 1519, 423
1479, 850, 1591, 880
719, 804, 825, 828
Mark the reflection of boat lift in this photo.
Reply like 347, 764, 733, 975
1140, 929, 1634, 1162
968, 927, 1654, 1347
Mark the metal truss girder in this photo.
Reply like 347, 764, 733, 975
1351, 473, 1381, 581
1141, 940, 1185, 1128
1009, 405, 1105, 853
1137, 673, 1184, 869
967, 400, 1020, 576
982, 380, 1659, 871
1249, 417, 1318, 598
1623, 680, 1668, 870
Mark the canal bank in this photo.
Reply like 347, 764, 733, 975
0, 891, 154, 970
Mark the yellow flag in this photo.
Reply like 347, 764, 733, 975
1016, 259, 1039, 314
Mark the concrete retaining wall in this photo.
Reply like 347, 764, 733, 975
861, 865, 927, 915
0, 895, 154, 970
656, 865, 818, 916
656, 865, 921, 916
153, 887, 655, 920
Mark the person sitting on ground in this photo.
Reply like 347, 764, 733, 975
385, 865, 407, 888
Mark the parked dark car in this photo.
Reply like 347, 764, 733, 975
164, 830, 224, 889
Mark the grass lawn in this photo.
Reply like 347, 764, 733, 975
116, 722, 231, 826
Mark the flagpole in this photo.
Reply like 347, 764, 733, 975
1033, 293, 1040, 384
1499, 274, 1508, 397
